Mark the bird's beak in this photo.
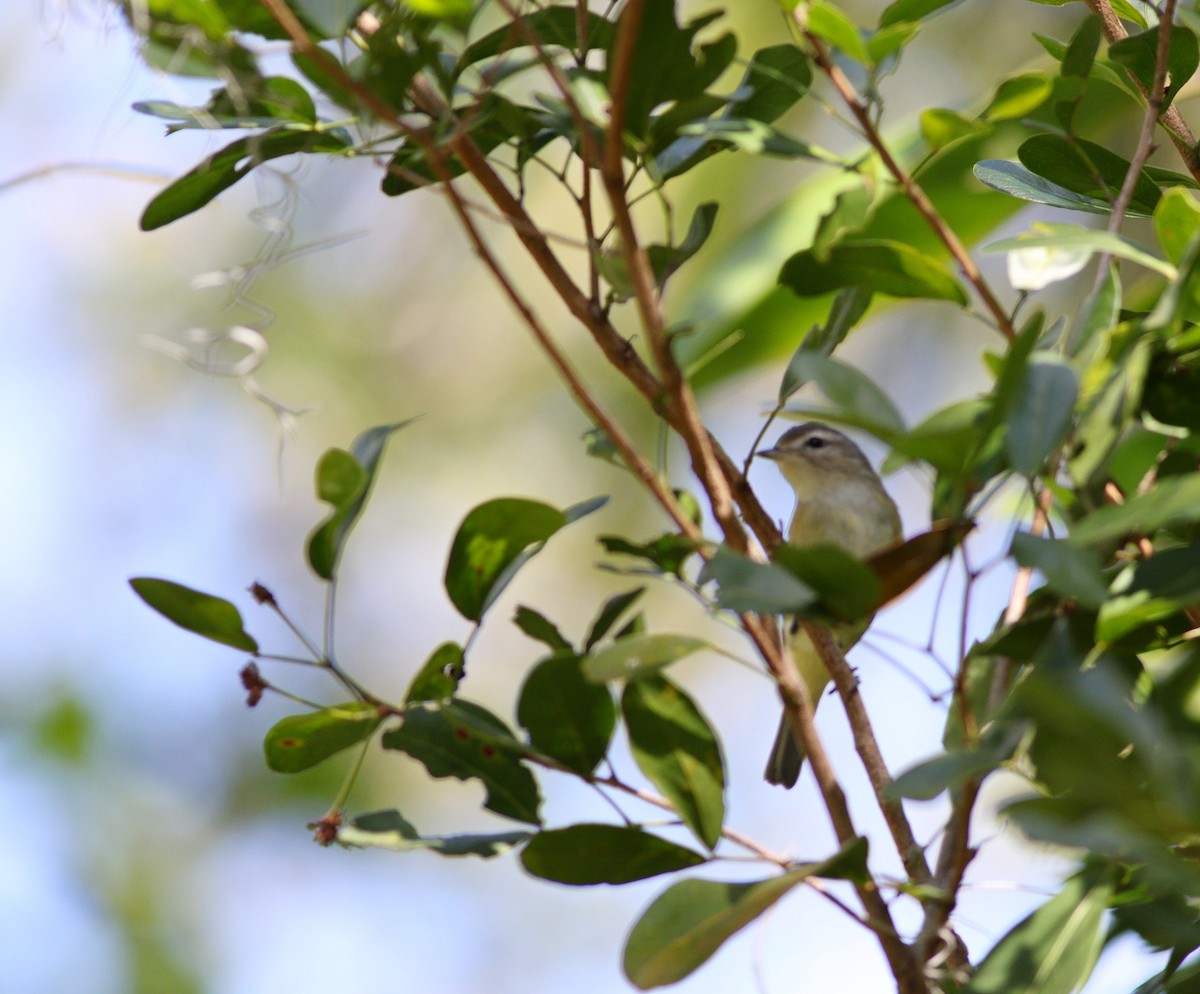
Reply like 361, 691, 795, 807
757, 447, 783, 461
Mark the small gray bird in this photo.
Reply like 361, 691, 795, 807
759, 423, 902, 788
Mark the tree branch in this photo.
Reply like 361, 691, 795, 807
799, 22, 1015, 341
1086, 0, 1200, 185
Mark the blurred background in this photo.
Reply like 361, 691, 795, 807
0, 0, 1174, 991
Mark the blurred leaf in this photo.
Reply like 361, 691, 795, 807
1068, 265, 1120, 358
611, 0, 735, 139
866, 21, 920, 65
518, 653, 615, 774
988, 224, 1174, 280
1109, 25, 1199, 110
130, 577, 258, 652
920, 108, 984, 151
584, 634, 712, 682
984, 72, 1054, 121
647, 202, 719, 291
405, 641, 464, 703
654, 44, 812, 178
1070, 474, 1200, 545
1018, 134, 1161, 215
599, 533, 701, 579
307, 421, 412, 580
787, 288, 873, 371
780, 239, 967, 304
623, 872, 808, 989
513, 606, 573, 652
383, 700, 542, 824
964, 872, 1114, 994
811, 186, 875, 261
339, 809, 528, 856
141, 128, 348, 230
521, 824, 705, 885
891, 725, 1022, 800
622, 837, 866, 989
622, 676, 724, 849
779, 352, 906, 433
458, 7, 615, 67
674, 118, 835, 162
879, 0, 960, 26
444, 495, 606, 622
264, 702, 380, 773
586, 587, 646, 650
1098, 547, 1200, 642
774, 544, 880, 621
1005, 353, 1078, 477
34, 692, 93, 764
699, 546, 817, 614
401, 0, 472, 23
806, 1, 869, 64
974, 160, 1124, 216
133, 77, 318, 132
1155, 189, 1200, 266
1012, 533, 1108, 609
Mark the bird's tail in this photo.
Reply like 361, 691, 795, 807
764, 710, 804, 787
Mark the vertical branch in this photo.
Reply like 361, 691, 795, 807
1086, 0, 1200, 183
798, 24, 1015, 341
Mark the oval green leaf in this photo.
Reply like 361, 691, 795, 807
129, 577, 258, 652
622, 676, 725, 849
779, 239, 968, 304
583, 634, 711, 682
521, 824, 705, 885
517, 654, 615, 774
263, 701, 381, 773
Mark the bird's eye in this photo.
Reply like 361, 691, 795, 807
805, 436, 826, 449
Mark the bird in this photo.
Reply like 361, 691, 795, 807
759, 422, 902, 788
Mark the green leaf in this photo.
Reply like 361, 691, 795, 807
964, 872, 1114, 994
879, 0, 960, 26
339, 810, 528, 857
1018, 134, 1162, 216
263, 702, 380, 773
383, 700, 542, 824
984, 72, 1054, 121
444, 496, 605, 622
1155, 188, 1200, 266
780, 239, 968, 304
1098, 547, 1200, 642
622, 676, 724, 849
611, 0, 735, 139
1005, 352, 1078, 477
517, 654, 615, 775
132, 76, 318, 132
653, 44, 812, 178
647, 202, 719, 291
585, 588, 646, 651
583, 634, 712, 682
599, 533, 701, 579
405, 641, 464, 703
307, 421, 412, 580
698, 546, 817, 615
919, 108, 983, 152
1109, 25, 1199, 110
674, 118, 835, 161
521, 824, 705, 885
458, 7, 615, 68
778, 351, 907, 434
973, 160, 1120, 217
623, 870, 809, 988
987, 223, 1175, 280
806, 1, 870, 64
141, 128, 349, 230
1012, 533, 1108, 609
1070, 474, 1200, 545
890, 739, 1012, 800
774, 544, 881, 620
731, 44, 812, 123
130, 577, 258, 652
512, 606, 573, 653
866, 21, 920, 65
400, 0, 472, 23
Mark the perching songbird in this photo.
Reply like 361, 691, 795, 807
759, 422, 902, 788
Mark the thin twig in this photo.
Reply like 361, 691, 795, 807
799, 23, 1015, 341
1086, 0, 1200, 184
